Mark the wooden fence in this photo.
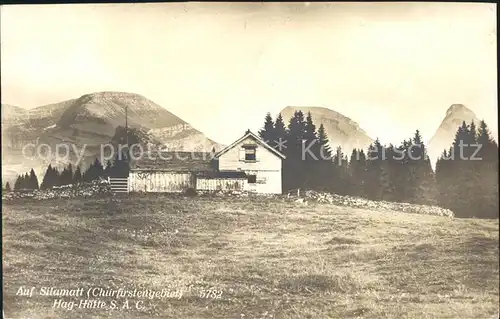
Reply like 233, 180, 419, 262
196, 178, 246, 192
109, 177, 129, 193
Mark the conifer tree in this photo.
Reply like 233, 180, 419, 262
364, 139, 385, 200
435, 120, 498, 218
452, 121, 476, 216
111, 126, 141, 147
303, 112, 318, 156
111, 150, 130, 178
67, 163, 74, 184
317, 124, 332, 160
53, 166, 62, 186
83, 158, 104, 182
29, 169, 39, 190
412, 131, 436, 204
436, 148, 454, 209
22, 174, 28, 189
474, 120, 498, 218
16, 170, 40, 190
381, 144, 397, 201
302, 112, 320, 189
469, 121, 477, 142
41, 164, 54, 189
23, 173, 30, 189
14, 175, 21, 191
283, 111, 307, 190
273, 113, 287, 153
258, 113, 276, 146
331, 146, 350, 195
60, 167, 69, 185
82, 168, 88, 182
104, 160, 113, 177
93, 158, 104, 180
348, 149, 367, 197
59, 163, 74, 185
5, 182, 11, 192
477, 120, 497, 161
83, 162, 94, 182
331, 146, 343, 193
73, 166, 82, 184
313, 124, 334, 191
286, 111, 306, 156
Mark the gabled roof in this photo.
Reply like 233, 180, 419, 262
129, 151, 215, 172
215, 130, 286, 160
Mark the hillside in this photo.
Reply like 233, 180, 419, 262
2, 195, 498, 318
1, 92, 223, 184
427, 104, 481, 165
1, 101, 73, 146
1, 104, 28, 126
280, 106, 374, 155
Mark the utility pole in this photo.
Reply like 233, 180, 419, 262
125, 105, 129, 147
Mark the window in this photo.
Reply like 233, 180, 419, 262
248, 175, 257, 184
244, 146, 256, 161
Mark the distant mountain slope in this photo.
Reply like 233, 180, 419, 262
427, 104, 481, 165
2, 99, 77, 151
1, 92, 223, 185
280, 106, 374, 154
43, 92, 221, 152
56, 92, 184, 132
1, 104, 28, 121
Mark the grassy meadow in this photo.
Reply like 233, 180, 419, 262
2, 195, 499, 318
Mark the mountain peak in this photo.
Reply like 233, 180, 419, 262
445, 104, 473, 117
428, 103, 482, 167
1, 91, 223, 184
82, 91, 145, 98
78, 91, 147, 103
283, 106, 359, 127
279, 106, 373, 154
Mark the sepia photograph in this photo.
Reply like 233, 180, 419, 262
1, 2, 498, 318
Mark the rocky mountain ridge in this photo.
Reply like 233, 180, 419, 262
1, 92, 223, 184
427, 103, 482, 165
280, 106, 374, 155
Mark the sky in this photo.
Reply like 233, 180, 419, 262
1, 2, 497, 145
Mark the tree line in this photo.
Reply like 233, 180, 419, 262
8, 169, 40, 191
435, 121, 498, 218
258, 111, 498, 218
5, 126, 135, 192
8, 154, 130, 191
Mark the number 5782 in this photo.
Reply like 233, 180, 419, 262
199, 289, 222, 299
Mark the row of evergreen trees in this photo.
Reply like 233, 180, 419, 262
6, 127, 135, 192
258, 111, 498, 218
8, 169, 40, 191
8, 154, 130, 191
435, 121, 498, 218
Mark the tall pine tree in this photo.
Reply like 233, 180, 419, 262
283, 111, 307, 190
83, 158, 105, 182
274, 113, 287, 153
474, 120, 498, 218
364, 139, 386, 200
348, 149, 367, 197
317, 124, 332, 160
302, 112, 319, 189
29, 169, 39, 190
73, 166, 82, 184
435, 120, 498, 218
315, 124, 334, 190
258, 113, 276, 146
